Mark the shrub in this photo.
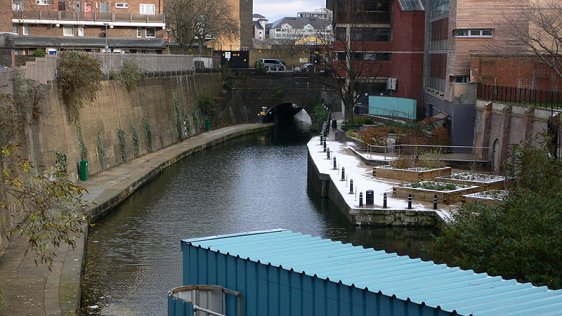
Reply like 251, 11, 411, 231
358, 127, 390, 146
117, 60, 143, 91
32, 49, 46, 58
198, 96, 217, 119
56, 52, 103, 120
389, 156, 417, 169
432, 126, 449, 145
417, 150, 447, 169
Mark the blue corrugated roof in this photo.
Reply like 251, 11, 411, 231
182, 229, 562, 316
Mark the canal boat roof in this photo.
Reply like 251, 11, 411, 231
182, 229, 562, 316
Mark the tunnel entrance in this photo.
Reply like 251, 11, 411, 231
262, 103, 312, 128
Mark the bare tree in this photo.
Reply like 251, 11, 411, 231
321, 0, 386, 123
165, 0, 239, 54
503, 0, 562, 79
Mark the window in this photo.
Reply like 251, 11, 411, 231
12, 0, 23, 11
22, 24, 29, 35
146, 28, 155, 38
335, 27, 346, 41
453, 29, 494, 38
115, 2, 128, 8
100, 2, 109, 12
364, 0, 390, 12
63, 25, 74, 36
77, 26, 84, 37
36, 0, 48, 5
12, 25, 18, 34
136, 27, 142, 38
351, 27, 390, 41
451, 75, 469, 83
364, 52, 392, 60
430, 0, 449, 19
139, 3, 155, 15
398, 0, 424, 11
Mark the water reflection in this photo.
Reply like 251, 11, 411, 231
80, 124, 435, 315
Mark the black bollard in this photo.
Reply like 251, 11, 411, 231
327, 147, 330, 159
320, 135, 324, 145
333, 156, 337, 169
433, 194, 438, 210
349, 179, 354, 194
383, 192, 387, 208
365, 190, 374, 205
408, 194, 412, 209
341, 167, 345, 181
323, 141, 327, 152
359, 192, 363, 207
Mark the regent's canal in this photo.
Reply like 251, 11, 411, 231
80, 124, 436, 315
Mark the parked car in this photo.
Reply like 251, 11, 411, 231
293, 63, 314, 73
255, 58, 286, 72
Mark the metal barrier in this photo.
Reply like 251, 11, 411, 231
367, 144, 491, 162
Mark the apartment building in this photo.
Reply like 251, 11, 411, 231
423, 0, 526, 145
1, 0, 167, 62
267, 17, 333, 43
326, 0, 426, 116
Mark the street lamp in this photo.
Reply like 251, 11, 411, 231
104, 23, 109, 52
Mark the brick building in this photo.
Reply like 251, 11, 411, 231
326, 0, 426, 118
0, 0, 166, 65
471, 56, 562, 92
423, 0, 527, 146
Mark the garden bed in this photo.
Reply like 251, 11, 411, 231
393, 181, 480, 204
463, 190, 507, 206
374, 166, 452, 182
435, 172, 508, 190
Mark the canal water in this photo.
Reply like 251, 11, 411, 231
80, 123, 436, 315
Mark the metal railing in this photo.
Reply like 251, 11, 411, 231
366, 144, 491, 162
477, 83, 562, 109
12, 10, 165, 24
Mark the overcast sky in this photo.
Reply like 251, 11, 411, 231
253, 0, 327, 23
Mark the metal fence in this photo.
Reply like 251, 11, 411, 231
367, 144, 491, 162
477, 83, 562, 109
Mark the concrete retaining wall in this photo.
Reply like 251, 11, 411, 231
1, 73, 224, 255
23, 73, 222, 180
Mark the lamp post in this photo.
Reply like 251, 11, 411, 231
104, 23, 109, 52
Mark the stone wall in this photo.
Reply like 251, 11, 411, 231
0, 73, 223, 254
473, 101, 561, 172
22, 73, 223, 180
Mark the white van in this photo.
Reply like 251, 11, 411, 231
255, 58, 286, 72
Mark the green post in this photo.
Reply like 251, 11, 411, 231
79, 160, 89, 181
204, 119, 211, 131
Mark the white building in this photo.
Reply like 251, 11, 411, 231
252, 14, 267, 41
267, 17, 333, 43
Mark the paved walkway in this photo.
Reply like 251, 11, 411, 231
310, 127, 457, 224
0, 124, 271, 316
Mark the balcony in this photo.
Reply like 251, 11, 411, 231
12, 10, 165, 24
334, 11, 391, 24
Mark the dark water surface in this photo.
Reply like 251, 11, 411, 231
80, 125, 436, 315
